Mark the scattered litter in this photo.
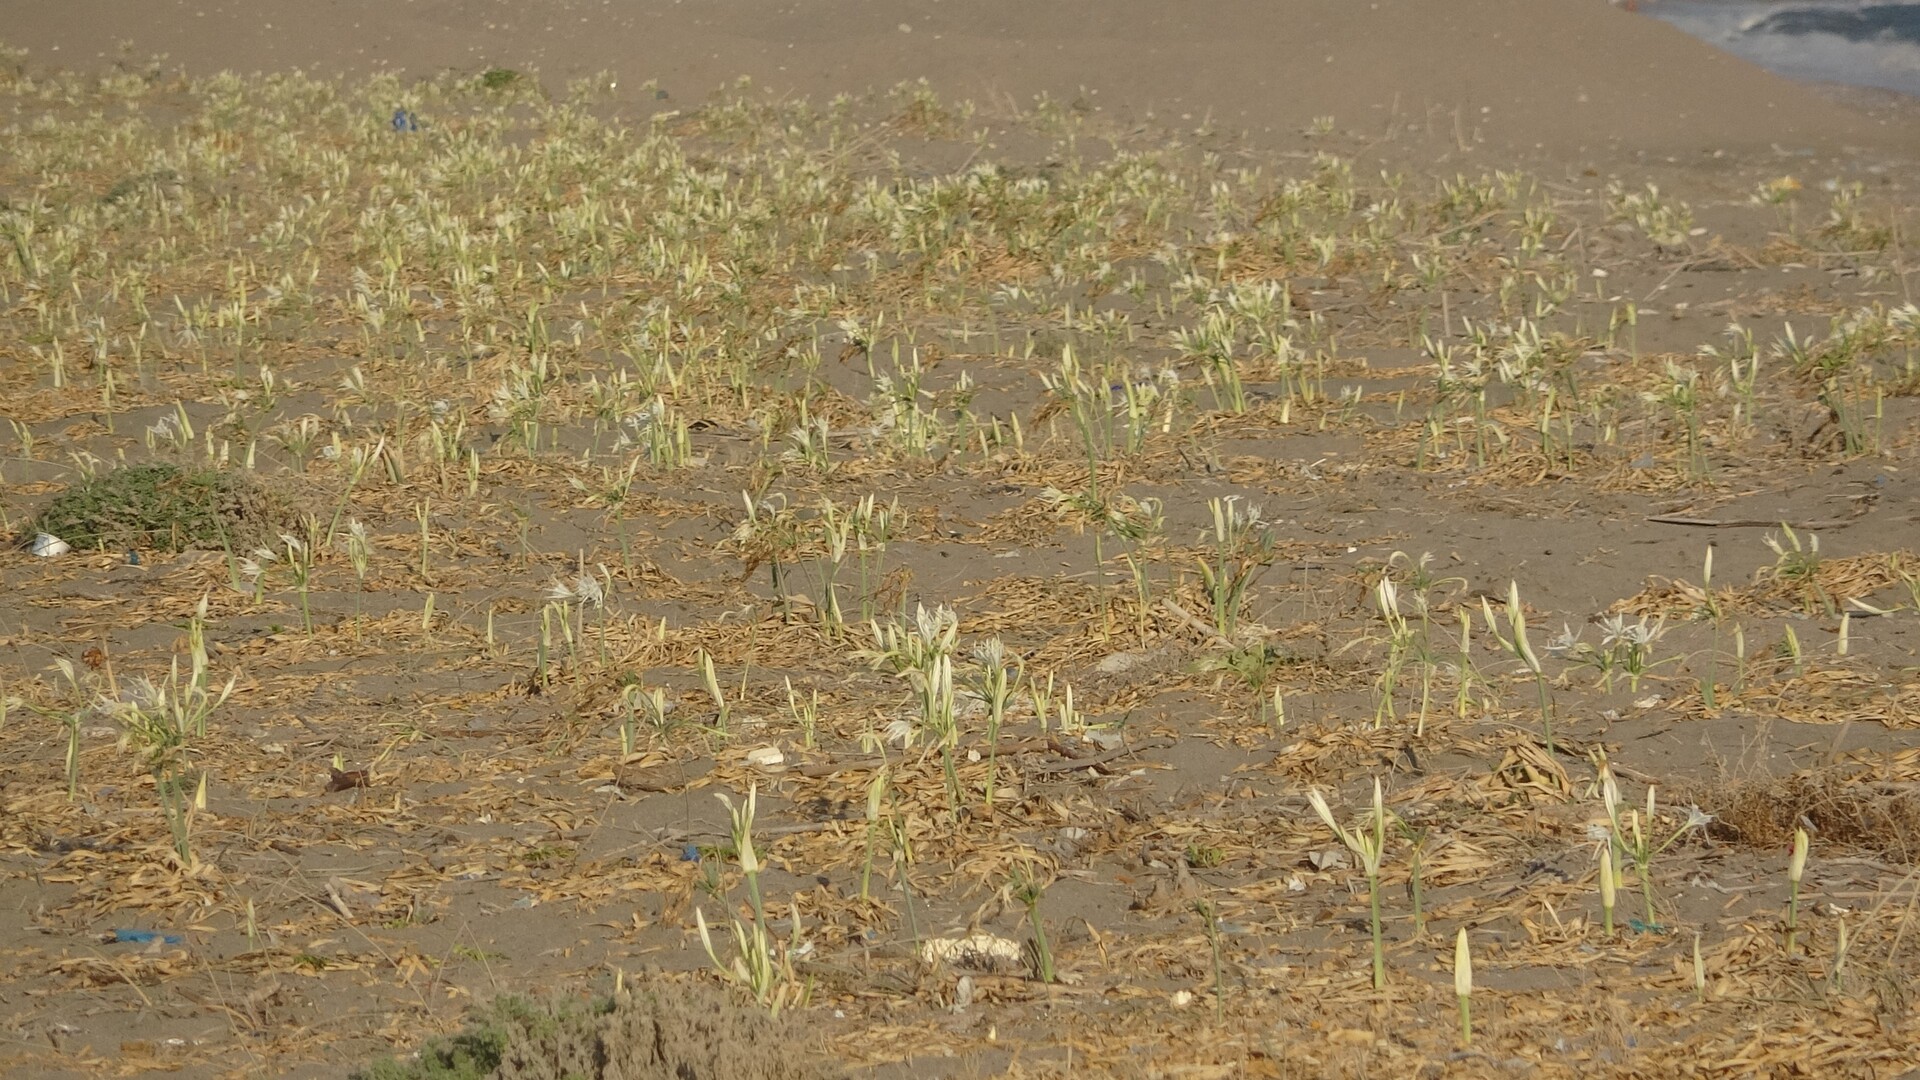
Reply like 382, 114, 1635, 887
325, 767, 369, 793
1308, 849, 1351, 872
1052, 826, 1093, 859
323, 879, 357, 920
1170, 989, 1196, 1008
921, 933, 1024, 974
745, 746, 785, 769
110, 928, 183, 946
390, 108, 419, 132
29, 533, 70, 557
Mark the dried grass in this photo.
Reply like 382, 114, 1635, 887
1687, 766, 1920, 864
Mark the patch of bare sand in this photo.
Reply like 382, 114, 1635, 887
8, 0, 1917, 164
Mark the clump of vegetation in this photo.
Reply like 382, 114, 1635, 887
354, 983, 835, 1080
1688, 765, 1920, 864
478, 67, 522, 91
25, 463, 289, 553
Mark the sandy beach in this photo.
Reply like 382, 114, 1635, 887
2, 3, 1917, 1078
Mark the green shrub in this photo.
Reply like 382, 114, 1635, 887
26, 464, 289, 553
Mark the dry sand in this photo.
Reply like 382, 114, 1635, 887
3, 3, 1919, 1079
11, 0, 1920, 161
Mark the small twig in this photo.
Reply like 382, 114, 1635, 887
1646, 514, 1855, 530
656, 820, 854, 842
1024, 737, 1174, 775
1160, 598, 1234, 647
1607, 762, 1663, 787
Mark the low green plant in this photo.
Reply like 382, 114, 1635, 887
1483, 581, 1555, 754
28, 463, 286, 553
695, 786, 808, 1014
38, 658, 89, 801
1607, 181, 1695, 250
105, 594, 235, 755
477, 67, 522, 91
1567, 613, 1671, 692
280, 532, 315, 635
1197, 496, 1276, 638
971, 638, 1019, 809
1599, 768, 1711, 928
1764, 525, 1831, 615
1012, 862, 1056, 984
1197, 898, 1225, 1022
1308, 779, 1389, 989
1370, 577, 1417, 728
784, 677, 819, 749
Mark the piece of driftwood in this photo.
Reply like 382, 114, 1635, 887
1646, 514, 1854, 529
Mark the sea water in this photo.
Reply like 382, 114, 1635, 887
1643, 1, 1920, 99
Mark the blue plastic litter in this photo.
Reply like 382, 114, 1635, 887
112, 928, 183, 945
126, 550, 140, 565
391, 108, 419, 133
680, 844, 700, 862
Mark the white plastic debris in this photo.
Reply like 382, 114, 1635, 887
1308, 848, 1351, 872
744, 746, 785, 769
1170, 990, 1196, 1009
920, 933, 1024, 974
30, 532, 70, 557
1054, 826, 1093, 859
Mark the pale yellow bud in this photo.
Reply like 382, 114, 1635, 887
1454, 927, 1473, 999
